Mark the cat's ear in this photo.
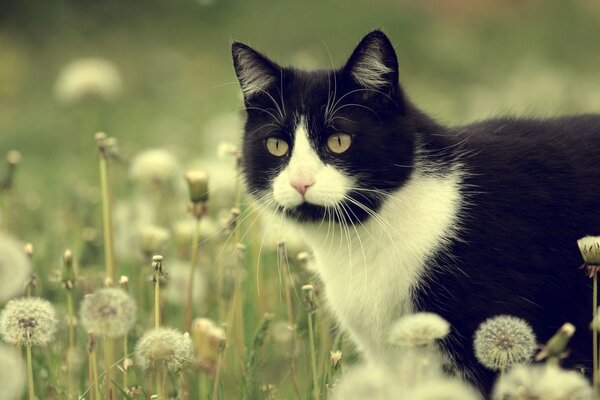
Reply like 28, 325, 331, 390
343, 30, 399, 92
232, 42, 280, 102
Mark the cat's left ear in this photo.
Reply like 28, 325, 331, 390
343, 30, 399, 93
232, 42, 281, 102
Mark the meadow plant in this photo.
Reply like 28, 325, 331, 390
535, 323, 576, 363
129, 148, 181, 189
135, 327, 194, 399
54, 57, 122, 105
80, 287, 136, 338
0, 230, 32, 302
0, 344, 25, 400
493, 364, 592, 400
578, 235, 600, 392
0, 297, 57, 400
388, 312, 450, 347
474, 315, 537, 373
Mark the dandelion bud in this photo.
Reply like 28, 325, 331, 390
80, 288, 136, 338
0, 232, 32, 302
23, 243, 33, 259
95, 132, 108, 154
535, 322, 575, 362
388, 312, 450, 348
191, 318, 225, 374
0, 297, 57, 346
185, 170, 209, 204
302, 284, 317, 312
119, 275, 129, 291
330, 350, 342, 369
474, 315, 537, 372
578, 236, 600, 266
135, 327, 194, 373
1, 150, 21, 191
123, 358, 134, 371
61, 249, 76, 290
152, 255, 167, 286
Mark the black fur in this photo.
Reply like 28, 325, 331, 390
232, 30, 600, 394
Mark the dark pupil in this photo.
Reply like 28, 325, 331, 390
275, 140, 279, 149
337, 137, 342, 146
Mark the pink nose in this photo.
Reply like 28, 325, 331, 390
291, 181, 314, 196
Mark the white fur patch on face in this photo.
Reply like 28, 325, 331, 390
235, 49, 276, 98
351, 41, 393, 89
272, 117, 353, 209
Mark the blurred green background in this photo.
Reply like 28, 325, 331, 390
1, 0, 600, 239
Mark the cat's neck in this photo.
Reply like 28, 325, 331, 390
296, 159, 465, 358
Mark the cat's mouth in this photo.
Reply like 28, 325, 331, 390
276, 196, 376, 224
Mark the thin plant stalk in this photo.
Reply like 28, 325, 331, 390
594, 271, 598, 395
199, 372, 209, 400
26, 344, 34, 400
155, 276, 160, 329
104, 337, 113, 400
185, 217, 201, 332
66, 291, 76, 399
307, 311, 320, 400
211, 352, 224, 400
279, 242, 302, 399
123, 337, 129, 390
98, 134, 115, 283
90, 345, 101, 400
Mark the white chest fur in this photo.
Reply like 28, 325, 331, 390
299, 169, 463, 361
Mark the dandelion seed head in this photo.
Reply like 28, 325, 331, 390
0, 344, 25, 399
163, 260, 206, 305
54, 58, 122, 104
135, 327, 194, 373
138, 224, 170, 255
408, 379, 480, 400
0, 231, 32, 302
577, 236, 600, 265
333, 364, 404, 400
0, 297, 57, 346
388, 312, 450, 347
493, 364, 592, 400
129, 149, 181, 187
474, 315, 537, 371
80, 288, 136, 338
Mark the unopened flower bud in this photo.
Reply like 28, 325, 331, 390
185, 170, 209, 204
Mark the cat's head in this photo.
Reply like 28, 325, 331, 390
232, 30, 418, 224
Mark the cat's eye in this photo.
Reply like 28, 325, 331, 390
327, 133, 352, 154
265, 137, 289, 157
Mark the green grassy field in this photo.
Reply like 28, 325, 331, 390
1, 0, 600, 398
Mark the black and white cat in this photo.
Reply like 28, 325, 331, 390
231, 30, 600, 392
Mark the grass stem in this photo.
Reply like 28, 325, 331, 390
185, 217, 201, 332
26, 344, 34, 400
98, 145, 115, 284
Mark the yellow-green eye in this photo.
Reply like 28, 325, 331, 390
265, 137, 289, 157
327, 133, 352, 154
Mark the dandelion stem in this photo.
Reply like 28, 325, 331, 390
594, 271, 598, 396
123, 336, 129, 390
185, 217, 201, 332
211, 352, 224, 400
104, 337, 113, 400
98, 139, 115, 283
90, 345, 101, 400
26, 344, 34, 400
307, 311, 320, 400
155, 276, 160, 329
66, 291, 75, 399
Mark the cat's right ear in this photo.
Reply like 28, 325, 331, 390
232, 42, 280, 103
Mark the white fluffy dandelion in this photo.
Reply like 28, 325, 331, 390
0, 344, 25, 399
80, 288, 136, 338
0, 297, 57, 346
135, 327, 194, 373
493, 364, 592, 400
138, 224, 170, 256
54, 57, 122, 105
408, 379, 480, 400
163, 260, 206, 305
129, 149, 181, 187
332, 364, 405, 400
474, 315, 537, 371
389, 312, 450, 347
0, 231, 31, 302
